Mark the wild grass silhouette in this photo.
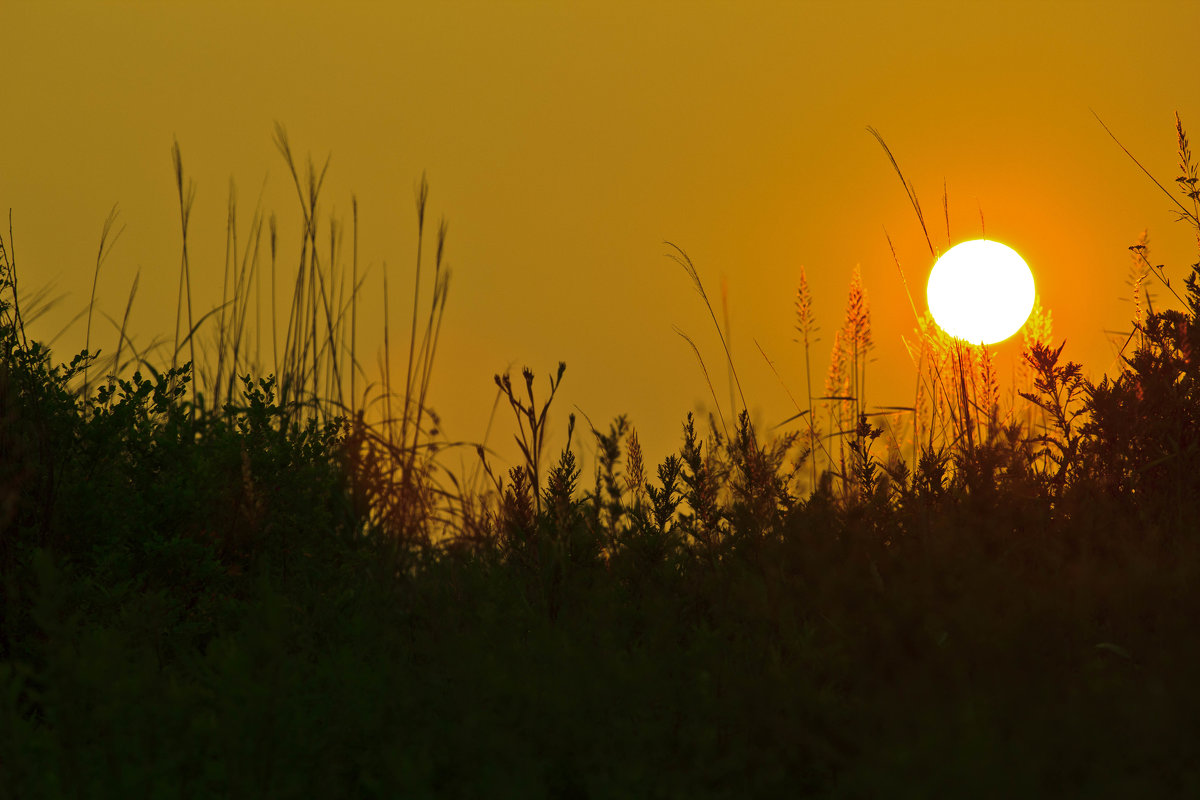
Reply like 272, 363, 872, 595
2, 118, 1200, 796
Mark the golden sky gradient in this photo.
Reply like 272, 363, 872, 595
5, 0, 1200, 468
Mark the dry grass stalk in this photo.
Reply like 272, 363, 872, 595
667, 242, 749, 422
171, 141, 198, 410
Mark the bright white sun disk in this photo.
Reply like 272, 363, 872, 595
926, 240, 1035, 345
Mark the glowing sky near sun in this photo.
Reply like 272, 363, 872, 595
4, 0, 1200, 467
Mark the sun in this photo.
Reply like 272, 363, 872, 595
926, 239, 1036, 345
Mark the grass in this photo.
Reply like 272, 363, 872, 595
2, 118, 1200, 796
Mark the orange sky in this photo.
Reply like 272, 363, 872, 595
5, 1, 1200, 471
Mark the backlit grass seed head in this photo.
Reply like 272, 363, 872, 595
1127, 229, 1153, 315
841, 266, 872, 355
1134, 270, 1146, 331
823, 328, 852, 436
824, 328, 847, 401
794, 265, 821, 489
1023, 297, 1053, 350
794, 267, 817, 346
977, 344, 1000, 425
1177, 112, 1199, 203
1177, 113, 1200, 258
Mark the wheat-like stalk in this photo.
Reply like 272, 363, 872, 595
794, 267, 820, 489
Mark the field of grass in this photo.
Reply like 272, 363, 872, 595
2, 121, 1200, 797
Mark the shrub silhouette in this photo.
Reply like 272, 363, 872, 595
1080, 113, 1200, 524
